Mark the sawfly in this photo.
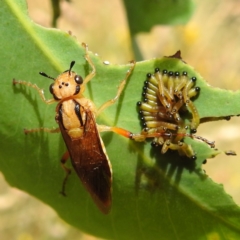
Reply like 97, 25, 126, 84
13, 43, 136, 214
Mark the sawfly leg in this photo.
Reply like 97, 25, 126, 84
60, 151, 71, 196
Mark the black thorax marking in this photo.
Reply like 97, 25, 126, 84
73, 100, 84, 126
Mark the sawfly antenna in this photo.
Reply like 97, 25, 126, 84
69, 61, 75, 75
39, 72, 55, 81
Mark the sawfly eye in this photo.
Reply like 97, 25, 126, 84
74, 85, 80, 95
75, 75, 83, 84
49, 83, 54, 94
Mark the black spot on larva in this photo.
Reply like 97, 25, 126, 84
146, 73, 152, 78
168, 71, 174, 76
195, 87, 200, 92
191, 77, 197, 82
143, 127, 149, 132
191, 129, 197, 134
155, 68, 160, 73
191, 155, 197, 161
175, 72, 180, 77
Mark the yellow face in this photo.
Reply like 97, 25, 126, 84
50, 70, 84, 100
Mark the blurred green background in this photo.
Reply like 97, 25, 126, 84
1, 0, 240, 239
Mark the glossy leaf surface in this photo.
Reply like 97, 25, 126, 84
1, 1, 240, 239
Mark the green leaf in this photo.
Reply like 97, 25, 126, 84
123, 0, 195, 35
1, 0, 240, 240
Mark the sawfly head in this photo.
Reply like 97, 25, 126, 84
40, 61, 84, 100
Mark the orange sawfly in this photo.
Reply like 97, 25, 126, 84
13, 43, 136, 214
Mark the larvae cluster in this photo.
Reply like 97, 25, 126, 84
137, 68, 201, 159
